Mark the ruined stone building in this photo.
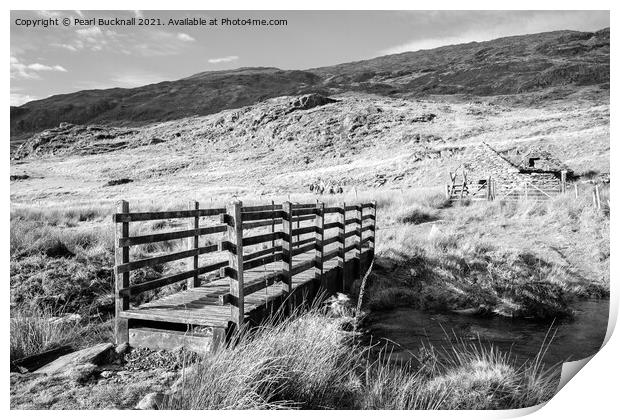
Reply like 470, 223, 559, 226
447, 142, 570, 200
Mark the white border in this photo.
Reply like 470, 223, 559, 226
4, 2, 617, 419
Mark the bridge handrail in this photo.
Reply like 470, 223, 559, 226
113, 198, 376, 334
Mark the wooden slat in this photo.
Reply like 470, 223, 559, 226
292, 225, 316, 236
291, 208, 317, 216
361, 225, 374, 233
116, 244, 218, 273
243, 272, 283, 296
322, 248, 340, 262
344, 230, 358, 239
242, 204, 283, 212
241, 210, 283, 222
243, 253, 283, 270
244, 246, 282, 262
293, 237, 315, 247
361, 214, 375, 221
243, 232, 283, 247
324, 206, 344, 215
345, 218, 361, 226
292, 242, 316, 257
243, 219, 282, 230
120, 260, 228, 296
113, 208, 226, 223
118, 225, 227, 247
324, 222, 343, 230
322, 236, 341, 247
291, 258, 316, 276
293, 214, 316, 223
344, 243, 357, 253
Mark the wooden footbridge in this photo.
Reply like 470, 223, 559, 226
113, 200, 376, 353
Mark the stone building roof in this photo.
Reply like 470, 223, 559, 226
454, 142, 571, 179
508, 146, 571, 174
457, 142, 519, 179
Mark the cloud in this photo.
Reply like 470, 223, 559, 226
27, 63, 67, 72
36, 10, 61, 19
76, 27, 104, 38
177, 33, 195, 42
10, 56, 68, 79
208, 55, 239, 64
11, 92, 38, 106
52, 43, 79, 52
53, 26, 117, 53
380, 10, 610, 55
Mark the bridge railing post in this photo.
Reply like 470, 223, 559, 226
226, 200, 244, 329
315, 202, 324, 282
114, 200, 130, 345
187, 201, 200, 288
356, 204, 362, 276
339, 201, 346, 291
281, 201, 293, 294
369, 201, 376, 260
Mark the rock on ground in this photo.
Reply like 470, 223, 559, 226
36, 343, 114, 375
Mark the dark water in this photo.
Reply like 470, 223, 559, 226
367, 299, 609, 366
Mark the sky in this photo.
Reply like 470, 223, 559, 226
10, 10, 610, 106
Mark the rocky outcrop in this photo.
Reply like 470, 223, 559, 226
12, 124, 141, 160
287, 93, 338, 113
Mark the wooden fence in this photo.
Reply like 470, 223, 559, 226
446, 176, 566, 202
113, 200, 376, 343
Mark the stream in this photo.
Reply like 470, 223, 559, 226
367, 299, 609, 366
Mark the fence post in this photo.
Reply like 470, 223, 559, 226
315, 202, 324, 283
187, 201, 199, 288
226, 200, 244, 329
575, 184, 579, 199
595, 184, 601, 210
524, 182, 529, 202
281, 201, 293, 294
114, 200, 130, 345
487, 177, 492, 201
339, 202, 346, 291
561, 170, 567, 194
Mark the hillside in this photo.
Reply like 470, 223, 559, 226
10, 28, 609, 142
10, 90, 609, 207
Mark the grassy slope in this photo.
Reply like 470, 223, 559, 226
10, 89, 609, 209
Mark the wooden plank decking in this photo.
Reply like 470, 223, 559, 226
120, 248, 346, 329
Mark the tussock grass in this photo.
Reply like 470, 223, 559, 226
164, 309, 559, 410
372, 189, 609, 318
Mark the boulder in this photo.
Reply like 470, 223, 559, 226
288, 94, 337, 113
36, 343, 114, 375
